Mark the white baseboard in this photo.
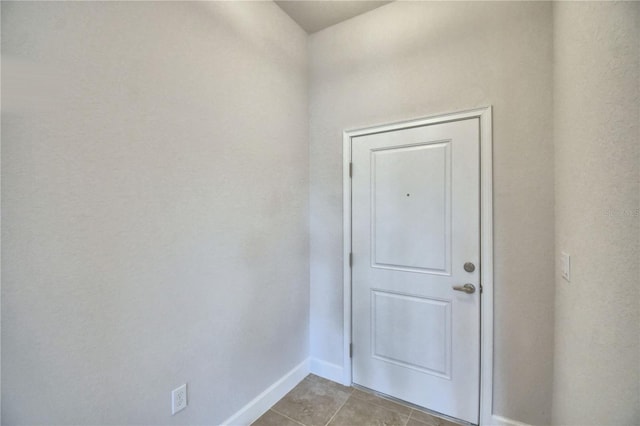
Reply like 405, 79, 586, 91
489, 415, 532, 426
221, 358, 310, 426
309, 358, 346, 385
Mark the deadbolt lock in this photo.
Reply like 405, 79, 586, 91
464, 262, 476, 273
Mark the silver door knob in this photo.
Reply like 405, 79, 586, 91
453, 283, 476, 294
464, 262, 475, 272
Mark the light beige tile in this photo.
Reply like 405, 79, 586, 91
272, 375, 352, 426
251, 410, 302, 426
407, 418, 431, 426
409, 409, 462, 426
306, 374, 352, 393
351, 388, 412, 416
328, 395, 409, 426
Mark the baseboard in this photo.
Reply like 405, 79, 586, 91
489, 415, 532, 426
221, 358, 310, 426
309, 358, 346, 385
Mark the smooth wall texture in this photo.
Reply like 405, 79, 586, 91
308, 2, 555, 424
552, 2, 640, 424
1, 2, 308, 424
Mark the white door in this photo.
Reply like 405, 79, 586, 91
351, 118, 480, 424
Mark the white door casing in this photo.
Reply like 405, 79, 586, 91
342, 107, 493, 425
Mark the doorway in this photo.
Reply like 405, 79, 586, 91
342, 107, 494, 425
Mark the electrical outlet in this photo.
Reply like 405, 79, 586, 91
171, 384, 187, 415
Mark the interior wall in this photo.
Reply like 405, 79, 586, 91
1, 1, 309, 424
552, 2, 640, 424
308, 2, 555, 424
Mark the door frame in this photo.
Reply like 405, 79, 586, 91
342, 106, 493, 425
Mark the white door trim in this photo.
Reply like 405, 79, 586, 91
342, 106, 493, 425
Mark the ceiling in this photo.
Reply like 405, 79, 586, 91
275, 1, 393, 34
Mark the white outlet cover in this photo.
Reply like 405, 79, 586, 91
561, 252, 571, 282
172, 384, 187, 415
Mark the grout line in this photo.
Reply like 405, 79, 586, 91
407, 410, 429, 426
351, 389, 413, 417
323, 390, 353, 426
406, 411, 438, 426
269, 408, 306, 426
352, 384, 466, 426
401, 407, 411, 425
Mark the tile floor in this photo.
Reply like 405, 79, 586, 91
252, 374, 463, 426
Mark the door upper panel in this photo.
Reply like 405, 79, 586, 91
372, 141, 452, 275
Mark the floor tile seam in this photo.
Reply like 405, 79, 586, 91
408, 410, 438, 426
350, 391, 413, 418
269, 407, 307, 426
338, 393, 411, 425
322, 390, 354, 426
405, 408, 422, 426
351, 385, 455, 425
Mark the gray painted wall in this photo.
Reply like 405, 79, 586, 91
308, 2, 555, 424
1, 2, 309, 424
552, 2, 640, 424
